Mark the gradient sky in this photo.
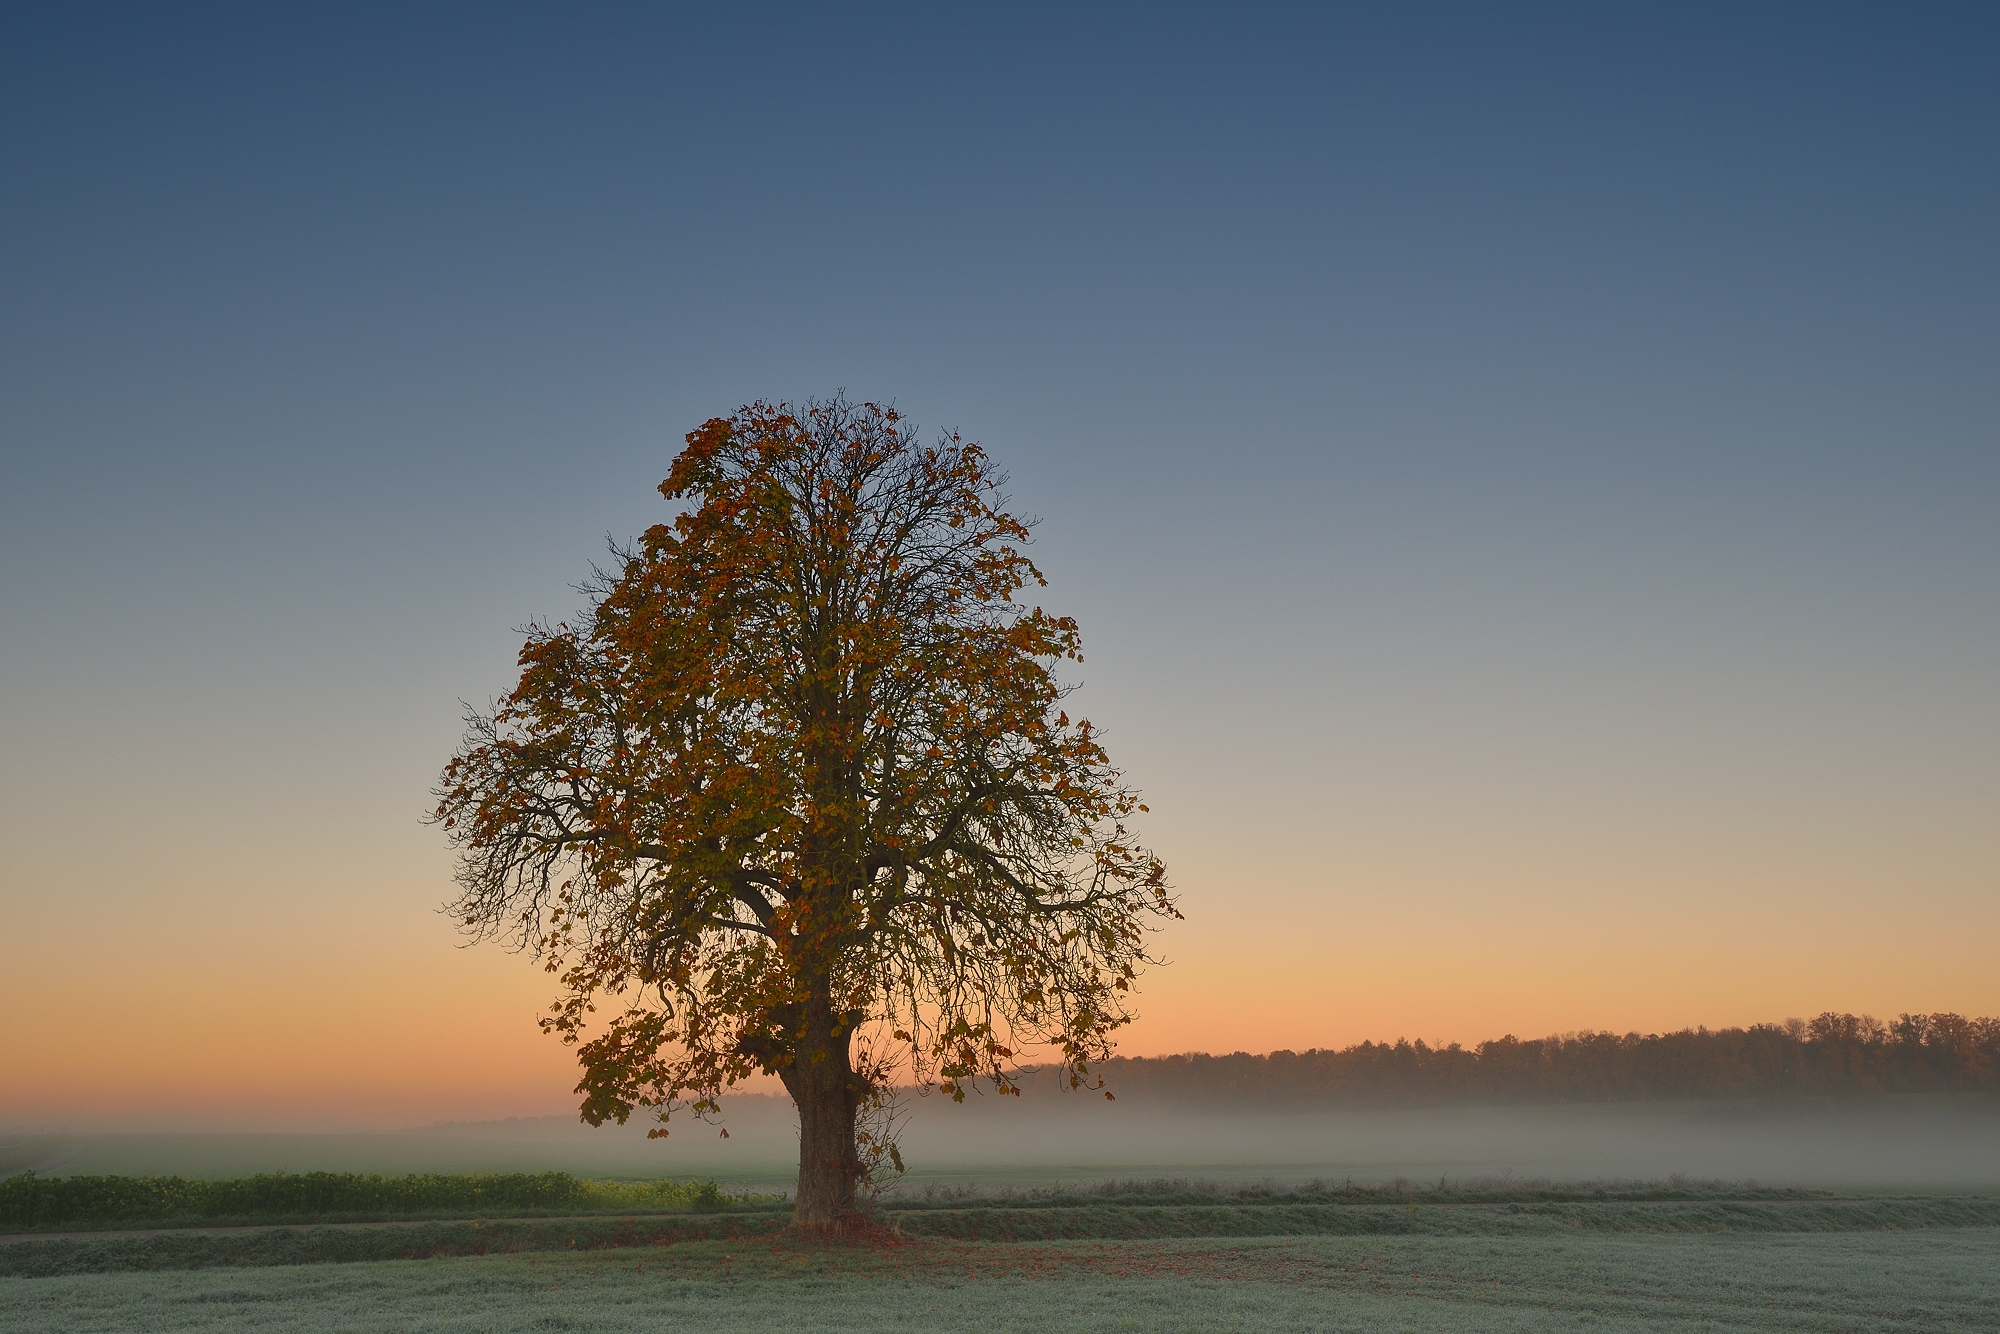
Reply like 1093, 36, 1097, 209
3, 4, 1996, 1129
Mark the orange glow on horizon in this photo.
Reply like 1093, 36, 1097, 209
11, 851, 1994, 1132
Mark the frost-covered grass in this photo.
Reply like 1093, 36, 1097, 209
7, 1230, 1997, 1333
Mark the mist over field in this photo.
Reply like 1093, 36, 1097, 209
9, 1090, 1996, 1192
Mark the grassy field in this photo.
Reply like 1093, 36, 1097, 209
5, 1179, 1996, 1331
7, 1231, 1997, 1332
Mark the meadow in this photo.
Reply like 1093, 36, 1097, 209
8, 1102, 1997, 1331
5, 1176, 1997, 1331
8, 1224, 1998, 1332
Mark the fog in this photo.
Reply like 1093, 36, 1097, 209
8, 1093, 1996, 1191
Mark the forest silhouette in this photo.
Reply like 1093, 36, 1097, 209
1062, 1013, 2000, 1107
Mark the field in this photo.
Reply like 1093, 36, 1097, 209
9, 1230, 1999, 1332
5, 1179, 1998, 1332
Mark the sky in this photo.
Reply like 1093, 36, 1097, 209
2, 3, 1995, 1130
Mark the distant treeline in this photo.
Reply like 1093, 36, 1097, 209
1076, 1013, 2000, 1107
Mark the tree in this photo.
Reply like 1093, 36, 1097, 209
433, 397, 1176, 1235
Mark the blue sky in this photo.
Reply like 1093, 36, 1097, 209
3, 4, 1995, 1124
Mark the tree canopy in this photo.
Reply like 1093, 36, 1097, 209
433, 397, 1176, 1232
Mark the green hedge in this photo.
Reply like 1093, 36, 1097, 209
0, 1171, 732, 1230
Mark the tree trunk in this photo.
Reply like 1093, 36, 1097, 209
781, 995, 865, 1236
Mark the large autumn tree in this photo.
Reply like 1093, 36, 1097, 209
434, 397, 1176, 1234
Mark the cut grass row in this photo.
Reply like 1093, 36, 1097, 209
0, 1172, 773, 1233
882, 1176, 1833, 1209
7, 1193, 1998, 1277
1, 1169, 1833, 1234
0, 1213, 790, 1278
893, 1195, 2000, 1240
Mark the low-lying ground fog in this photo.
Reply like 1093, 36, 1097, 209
8, 1092, 1997, 1191
6, 1096, 1997, 1334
